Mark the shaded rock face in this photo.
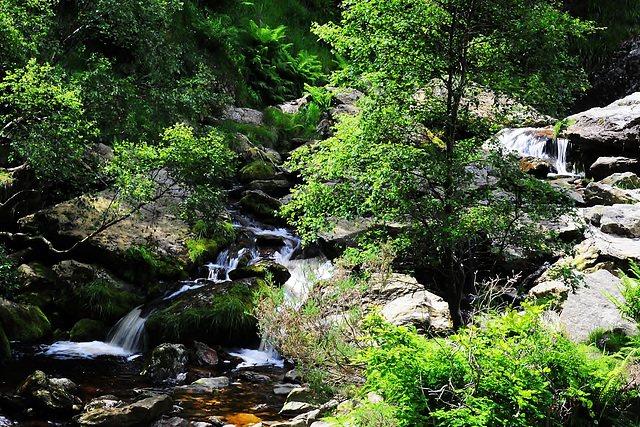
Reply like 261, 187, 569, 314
14, 370, 82, 415
74, 393, 174, 427
590, 156, 640, 181
519, 156, 550, 178
574, 34, 640, 113
141, 343, 189, 383
583, 181, 640, 205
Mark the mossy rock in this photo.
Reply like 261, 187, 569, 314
53, 261, 144, 324
239, 190, 283, 223
70, 318, 105, 342
17, 262, 57, 290
238, 161, 276, 183
187, 221, 236, 265
0, 298, 51, 342
145, 280, 262, 347
228, 260, 291, 286
0, 324, 10, 361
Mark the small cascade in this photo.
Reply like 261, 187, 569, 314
106, 306, 149, 353
496, 127, 577, 176
206, 247, 259, 282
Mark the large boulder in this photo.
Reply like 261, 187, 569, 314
584, 204, 640, 238
559, 270, 636, 342
567, 92, 640, 150
589, 157, 640, 181
74, 393, 174, 427
0, 298, 50, 342
15, 370, 82, 414
18, 192, 192, 283
228, 260, 291, 285
221, 106, 264, 126
364, 273, 451, 331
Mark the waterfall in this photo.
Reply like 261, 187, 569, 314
106, 306, 149, 353
206, 247, 258, 282
496, 127, 576, 176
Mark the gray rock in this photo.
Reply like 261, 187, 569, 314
600, 172, 640, 189
559, 270, 636, 342
273, 383, 299, 395
589, 157, 640, 181
222, 106, 264, 126
567, 92, 640, 149
527, 281, 570, 304
279, 401, 317, 416
583, 181, 640, 206
142, 343, 189, 383
75, 393, 173, 427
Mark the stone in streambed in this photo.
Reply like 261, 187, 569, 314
74, 393, 173, 426
141, 343, 189, 383
14, 370, 82, 414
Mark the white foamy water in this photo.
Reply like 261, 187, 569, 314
42, 340, 135, 358
229, 348, 284, 368
496, 127, 576, 176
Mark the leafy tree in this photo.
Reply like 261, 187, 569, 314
283, 0, 592, 328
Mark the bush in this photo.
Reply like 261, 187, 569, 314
348, 303, 632, 427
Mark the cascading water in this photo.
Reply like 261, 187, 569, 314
496, 127, 577, 176
105, 306, 149, 353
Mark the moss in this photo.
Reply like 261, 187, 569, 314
187, 221, 236, 264
0, 324, 10, 361
122, 245, 189, 283
145, 284, 261, 347
0, 299, 51, 342
238, 160, 276, 183
70, 318, 105, 342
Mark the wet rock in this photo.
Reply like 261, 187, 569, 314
583, 181, 640, 206
239, 190, 283, 223
15, 370, 82, 414
273, 383, 299, 396
237, 371, 272, 383
229, 260, 291, 285
284, 369, 301, 383
142, 343, 189, 383
191, 341, 219, 366
519, 156, 550, 178
152, 416, 216, 426
245, 178, 293, 199
75, 393, 173, 427
174, 376, 230, 393
590, 157, 640, 181
0, 298, 51, 342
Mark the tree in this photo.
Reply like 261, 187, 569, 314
283, 0, 592, 328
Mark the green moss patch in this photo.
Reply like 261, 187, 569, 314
70, 318, 105, 342
0, 298, 51, 342
239, 160, 276, 183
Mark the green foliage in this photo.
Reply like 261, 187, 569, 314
286, 0, 585, 328
0, 244, 20, 299
605, 260, 640, 328
0, 59, 98, 192
108, 123, 235, 225
75, 280, 142, 323
122, 245, 187, 283
350, 304, 631, 427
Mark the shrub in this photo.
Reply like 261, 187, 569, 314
0, 244, 20, 299
349, 303, 632, 427
605, 260, 640, 328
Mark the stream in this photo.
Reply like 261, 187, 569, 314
0, 211, 332, 426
